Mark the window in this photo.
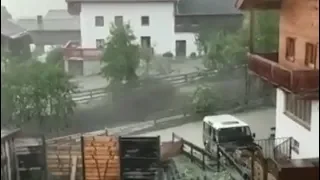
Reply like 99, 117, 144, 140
291, 138, 299, 154
285, 37, 295, 61
114, 16, 123, 26
141, 16, 149, 26
140, 36, 151, 48
305, 43, 317, 68
96, 39, 105, 49
217, 126, 252, 143
285, 93, 312, 129
191, 18, 199, 26
95, 16, 104, 27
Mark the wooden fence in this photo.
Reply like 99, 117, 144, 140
46, 130, 108, 180
82, 136, 120, 180
172, 133, 216, 170
71, 69, 219, 103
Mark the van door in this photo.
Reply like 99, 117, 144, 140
209, 127, 218, 154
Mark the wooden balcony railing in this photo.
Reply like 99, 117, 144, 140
248, 52, 319, 96
63, 41, 102, 60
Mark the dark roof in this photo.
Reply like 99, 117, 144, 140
1, 18, 29, 39
16, 18, 80, 31
45, 9, 78, 19
1, 128, 20, 141
176, 0, 241, 15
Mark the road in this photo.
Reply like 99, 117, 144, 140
137, 107, 275, 180
138, 107, 276, 146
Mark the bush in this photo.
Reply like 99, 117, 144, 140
189, 52, 197, 59
162, 51, 173, 58
190, 84, 244, 117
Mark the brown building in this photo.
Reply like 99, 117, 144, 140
236, 0, 319, 97
236, 0, 319, 180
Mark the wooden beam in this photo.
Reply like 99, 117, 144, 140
70, 156, 78, 180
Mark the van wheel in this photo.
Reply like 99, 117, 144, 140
243, 174, 249, 180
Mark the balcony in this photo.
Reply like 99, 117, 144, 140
248, 52, 319, 99
63, 41, 102, 60
235, 0, 281, 10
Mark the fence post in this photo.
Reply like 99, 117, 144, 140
217, 147, 220, 172
190, 147, 194, 162
172, 133, 174, 142
184, 74, 188, 83
289, 137, 292, 159
202, 154, 205, 170
89, 90, 93, 99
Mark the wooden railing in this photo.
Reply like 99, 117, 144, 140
172, 133, 216, 170
71, 69, 222, 103
248, 52, 319, 95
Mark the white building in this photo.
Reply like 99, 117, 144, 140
64, 0, 242, 76
275, 89, 319, 159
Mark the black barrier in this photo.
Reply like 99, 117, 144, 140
119, 136, 161, 180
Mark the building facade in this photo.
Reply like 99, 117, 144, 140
236, 0, 319, 159
64, 0, 242, 76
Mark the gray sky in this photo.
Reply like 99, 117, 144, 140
1, 0, 67, 19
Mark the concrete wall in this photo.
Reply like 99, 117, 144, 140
83, 60, 101, 76
64, 59, 101, 76
275, 88, 319, 159
80, 2, 175, 55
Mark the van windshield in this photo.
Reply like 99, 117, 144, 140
217, 126, 252, 143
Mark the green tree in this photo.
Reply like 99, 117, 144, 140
46, 47, 64, 68
100, 23, 140, 85
254, 10, 279, 52
204, 31, 247, 70
1, 60, 77, 131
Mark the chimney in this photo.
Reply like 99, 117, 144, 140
36, 15, 43, 29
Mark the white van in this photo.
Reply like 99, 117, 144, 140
202, 114, 256, 154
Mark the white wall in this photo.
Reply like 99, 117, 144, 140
275, 88, 319, 159
175, 32, 198, 57
83, 60, 101, 76
80, 2, 175, 55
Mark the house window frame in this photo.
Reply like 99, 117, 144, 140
285, 37, 296, 62
114, 16, 123, 27
95, 16, 104, 27
141, 16, 150, 26
305, 42, 317, 68
284, 93, 312, 130
96, 39, 105, 49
